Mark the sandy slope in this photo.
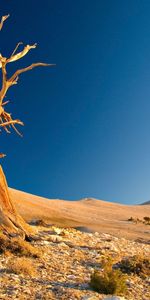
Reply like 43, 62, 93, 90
9, 188, 150, 240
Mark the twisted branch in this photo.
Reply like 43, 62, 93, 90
10, 42, 23, 57
0, 14, 55, 157
6, 43, 37, 65
0, 119, 24, 127
0, 14, 9, 31
9, 62, 54, 83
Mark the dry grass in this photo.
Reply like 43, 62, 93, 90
0, 232, 41, 258
119, 255, 150, 278
10, 238, 41, 258
8, 257, 37, 276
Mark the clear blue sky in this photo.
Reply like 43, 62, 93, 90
0, 0, 150, 204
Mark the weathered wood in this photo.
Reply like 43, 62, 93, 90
0, 14, 53, 237
0, 165, 31, 237
0, 14, 54, 145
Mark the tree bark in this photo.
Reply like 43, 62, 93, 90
0, 165, 31, 237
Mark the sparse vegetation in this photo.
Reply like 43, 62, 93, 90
0, 226, 149, 299
9, 238, 41, 258
128, 216, 150, 225
143, 216, 150, 225
8, 257, 37, 276
0, 233, 41, 258
128, 217, 134, 222
119, 255, 150, 278
90, 257, 127, 295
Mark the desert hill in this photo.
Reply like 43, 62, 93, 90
0, 188, 148, 299
8, 188, 150, 241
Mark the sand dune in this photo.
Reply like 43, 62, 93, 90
9, 188, 150, 240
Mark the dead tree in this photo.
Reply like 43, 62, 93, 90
0, 14, 54, 237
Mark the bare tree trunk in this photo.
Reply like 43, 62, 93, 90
0, 15, 52, 239
0, 165, 31, 237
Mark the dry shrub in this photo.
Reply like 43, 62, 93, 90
0, 233, 41, 258
9, 238, 41, 258
143, 216, 150, 225
90, 256, 127, 295
119, 255, 150, 278
128, 217, 134, 222
90, 268, 126, 295
90, 268, 127, 295
8, 257, 37, 276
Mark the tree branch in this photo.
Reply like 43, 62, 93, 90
0, 13, 55, 158
0, 57, 9, 105
9, 62, 55, 83
0, 153, 6, 158
0, 14, 9, 31
0, 119, 24, 127
10, 42, 23, 57
6, 43, 37, 64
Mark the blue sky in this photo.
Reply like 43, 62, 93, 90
1, 0, 150, 204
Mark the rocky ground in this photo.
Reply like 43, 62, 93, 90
0, 224, 149, 300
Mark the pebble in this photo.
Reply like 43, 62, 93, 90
0, 225, 149, 300
48, 235, 62, 243
53, 227, 63, 235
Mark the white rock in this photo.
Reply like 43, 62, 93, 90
41, 241, 51, 245
82, 296, 97, 300
109, 245, 119, 252
103, 297, 127, 300
94, 232, 99, 236
53, 227, 63, 235
48, 235, 62, 242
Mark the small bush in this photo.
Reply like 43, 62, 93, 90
90, 262, 127, 295
128, 217, 134, 222
128, 216, 150, 225
8, 257, 37, 276
127, 217, 142, 223
143, 216, 150, 225
119, 255, 150, 278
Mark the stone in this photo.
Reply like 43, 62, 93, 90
0, 224, 149, 300
104, 297, 127, 300
82, 296, 98, 300
53, 227, 63, 235
48, 235, 63, 243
